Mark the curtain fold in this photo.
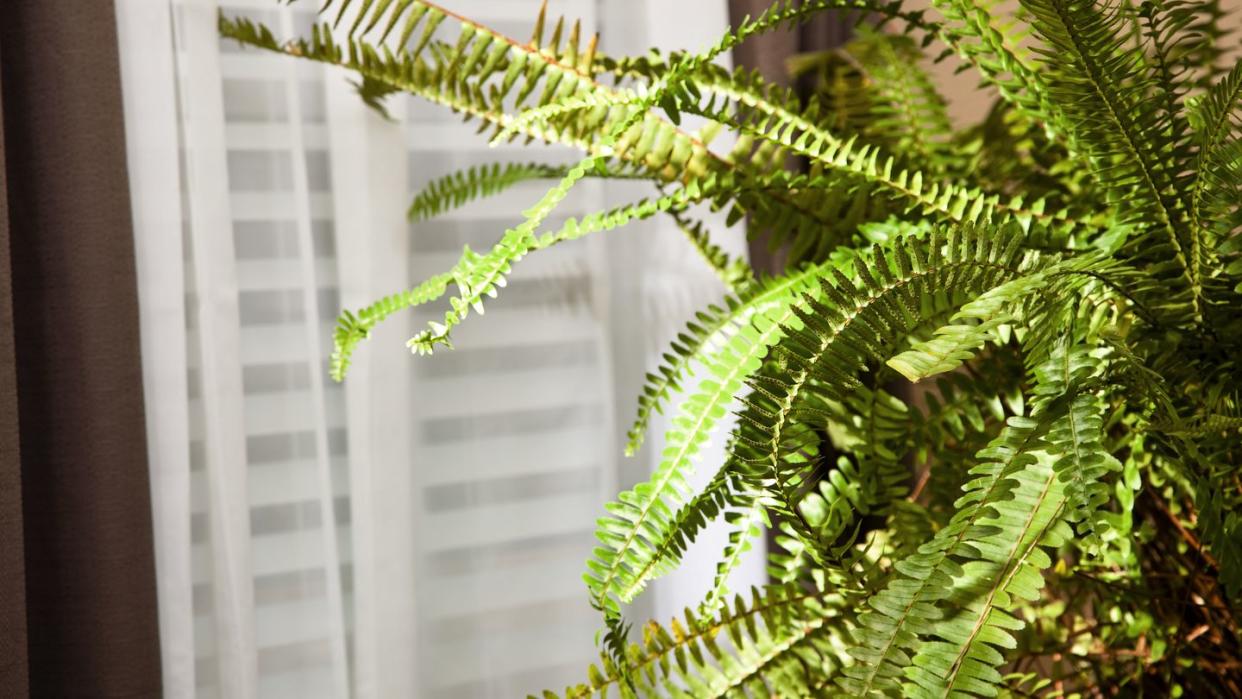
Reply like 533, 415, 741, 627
114, 1, 198, 695
0, 2, 163, 696
0, 57, 29, 698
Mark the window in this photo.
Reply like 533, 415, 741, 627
117, 1, 759, 696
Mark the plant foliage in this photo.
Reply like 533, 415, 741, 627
225, 0, 1242, 694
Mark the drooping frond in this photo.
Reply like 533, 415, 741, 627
405, 172, 787, 355
668, 78, 1075, 238
886, 252, 1118, 381
545, 581, 853, 699
327, 157, 596, 374
330, 273, 452, 380
331, 180, 720, 377
1021, 0, 1201, 314
697, 499, 767, 619
219, 6, 716, 181
1189, 60, 1242, 250
408, 162, 600, 222
620, 464, 752, 610
625, 254, 854, 456
665, 65, 894, 261
627, 0, 941, 125
729, 226, 1048, 554
839, 411, 1051, 695
886, 270, 1055, 383
589, 255, 858, 613
1034, 345, 1119, 552
842, 344, 1110, 696
901, 441, 1070, 696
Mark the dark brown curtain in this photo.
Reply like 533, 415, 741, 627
728, 0, 852, 274
0, 2, 162, 696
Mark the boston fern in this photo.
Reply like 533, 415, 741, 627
223, 0, 1242, 695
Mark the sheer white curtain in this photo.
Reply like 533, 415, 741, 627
116, 1, 762, 697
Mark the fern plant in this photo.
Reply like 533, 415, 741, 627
224, 0, 1242, 694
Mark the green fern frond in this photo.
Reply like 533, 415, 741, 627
625, 256, 853, 456
507, 76, 871, 268
549, 582, 853, 698
1021, 0, 1200, 313
588, 257, 852, 613
902, 348, 1115, 697
406, 160, 652, 223
886, 271, 1054, 382
621, 465, 750, 602
838, 409, 1051, 695
329, 272, 452, 380
1034, 345, 1119, 552
698, 499, 767, 620
847, 26, 956, 173
1153, 411, 1242, 435
730, 226, 1045, 555
332, 179, 707, 377
407, 162, 573, 222
219, 7, 716, 182
405, 175, 754, 356
887, 252, 1118, 382
402, 156, 600, 356
841, 345, 1111, 696
901, 445, 1070, 697
931, 0, 1075, 148
676, 68, 892, 259
671, 81, 1072, 236
1189, 61, 1242, 249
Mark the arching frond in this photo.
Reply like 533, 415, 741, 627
588, 254, 856, 613
407, 161, 642, 222
1021, 0, 1201, 314
697, 499, 767, 619
729, 226, 1048, 554
842, 344, 1109, 696
545, 581, 854, 699
625, 254, 854, 456
667, 79, 1073, 237
886, 252, 1119, 381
